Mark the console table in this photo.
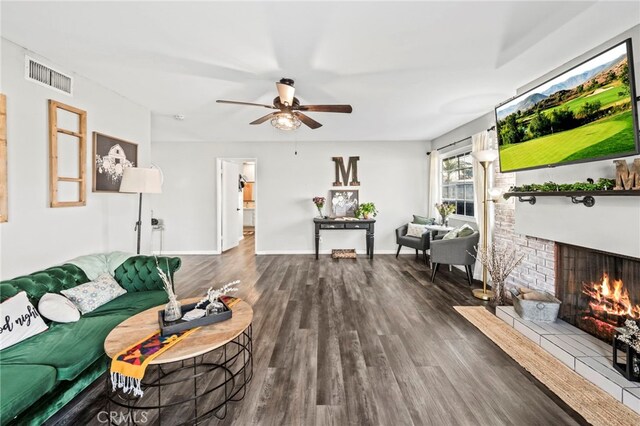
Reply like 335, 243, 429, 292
314, 218, 375, 260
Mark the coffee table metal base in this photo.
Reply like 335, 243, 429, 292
106, 324, 253, 425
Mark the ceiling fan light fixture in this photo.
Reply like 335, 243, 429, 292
271, 112, 301, 131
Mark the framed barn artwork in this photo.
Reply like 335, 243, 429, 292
93, 132, 137, 192
330, 190, 359, 218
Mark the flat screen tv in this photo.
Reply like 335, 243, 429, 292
496, 39, 638, 173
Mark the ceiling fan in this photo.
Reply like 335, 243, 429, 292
216, 78, 352, 130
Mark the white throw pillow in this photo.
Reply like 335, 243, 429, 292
406, 223, 427, 238
443, 224, 474, 240
38, 293, 81, 323
443, 227, 460, 240
61, 273, 127, 314
0, 291, 48, 351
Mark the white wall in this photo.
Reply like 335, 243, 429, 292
514, 26, 640, 258
0, 38, 152, 278
151, 140, 429, 254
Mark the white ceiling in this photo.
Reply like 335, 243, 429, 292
1, 1, 639, 143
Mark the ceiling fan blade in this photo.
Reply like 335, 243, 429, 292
276, 82, 295, 106
295, 112, 323, 129
216, 100, 276, 109
250, 112, 279, 125
295, 104, 353, 113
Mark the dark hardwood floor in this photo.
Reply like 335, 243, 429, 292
60, 236, 583, 425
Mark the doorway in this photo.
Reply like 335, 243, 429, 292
217, 158, 257, 254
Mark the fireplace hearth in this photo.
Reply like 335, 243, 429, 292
556, 243, 640, 344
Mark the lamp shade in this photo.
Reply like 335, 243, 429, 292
119, 167, 162, 194
471, 149, 499, 163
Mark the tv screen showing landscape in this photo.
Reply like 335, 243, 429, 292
496, 39, 638, 172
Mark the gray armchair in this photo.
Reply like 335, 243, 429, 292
430, 231, 480, 285
395, 224, 431, 264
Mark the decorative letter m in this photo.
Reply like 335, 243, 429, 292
614, 158, 640, 190
332, 156, 360, 186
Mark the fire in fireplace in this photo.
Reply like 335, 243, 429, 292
556, 244, 640, 344
579, 273, 640, 342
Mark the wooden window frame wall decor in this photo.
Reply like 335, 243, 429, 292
49, 100, 87, 207
0, 94, 7, 222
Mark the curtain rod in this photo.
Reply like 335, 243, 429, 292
427, 125, 495, 156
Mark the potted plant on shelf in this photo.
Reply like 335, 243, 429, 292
356, 202, 378, 219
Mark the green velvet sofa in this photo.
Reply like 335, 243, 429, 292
0, 255, 181, 425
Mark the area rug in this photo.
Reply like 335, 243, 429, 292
454, 306, 640, 426
331, 249, 357, 259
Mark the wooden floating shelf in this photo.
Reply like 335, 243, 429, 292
504, 190, 640, 207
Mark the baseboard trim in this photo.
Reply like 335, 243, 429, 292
153, 249, 398, 256
152, 250, 221, 255
255, 249, 397, 255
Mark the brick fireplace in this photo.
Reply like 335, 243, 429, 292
491, 157, 640, 413
493, 161, 556, 294
492, 161, 639, 347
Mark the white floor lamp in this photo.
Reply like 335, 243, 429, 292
471, 149, 498, 301
119, 167, 162, 254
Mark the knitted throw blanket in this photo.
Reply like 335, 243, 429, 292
110, 328, 199, 397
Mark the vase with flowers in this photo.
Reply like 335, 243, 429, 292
435, 202, 456, 226
196, 280, 240, 316
614, 319, 640, 381
474, 241, 524, 306
313, 196, 326, 218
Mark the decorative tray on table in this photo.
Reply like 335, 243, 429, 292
158, 299, 232, 336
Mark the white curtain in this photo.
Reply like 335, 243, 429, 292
471, 130, 497, 280
428, 150, 440, 219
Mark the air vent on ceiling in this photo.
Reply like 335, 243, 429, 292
25, 56, 73, 95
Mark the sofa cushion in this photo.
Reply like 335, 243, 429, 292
0, 290, 167, 381
85, 290, 167, 318
398, 235, 424, 250
0, 364, 57, 424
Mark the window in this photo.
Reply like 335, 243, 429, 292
441, 151, 474, 217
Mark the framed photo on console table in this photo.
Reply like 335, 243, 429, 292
93, 132, 138, 192
330, 190, 359, 218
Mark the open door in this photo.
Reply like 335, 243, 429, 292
221, 160, 241, 252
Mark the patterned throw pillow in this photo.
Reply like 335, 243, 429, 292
406, 223, 428, 237
412, 215, 435, 225
0, 291, 48, 350
61, 273, 127, 314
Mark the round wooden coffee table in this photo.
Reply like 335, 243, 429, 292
104, 297, 253, 424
